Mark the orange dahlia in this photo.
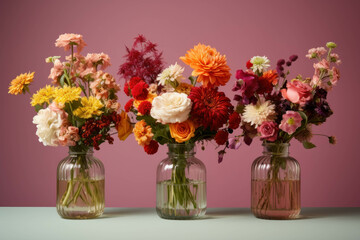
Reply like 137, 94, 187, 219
180, 44, 231, 88
261, 70, 278, 85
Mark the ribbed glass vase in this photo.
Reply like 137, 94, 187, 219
56, 146, 105, 219
156, 144, 206, 219
251, 143, 300, 219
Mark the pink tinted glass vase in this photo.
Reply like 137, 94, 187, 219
251, 143, 300, 219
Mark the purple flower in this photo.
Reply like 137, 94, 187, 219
289, 55, 298, 62
286, 61, 292, 66
228, 137, 242, 149
277, 59, 285, 66
314, 87, 328, 99
315, 100, 332, 118
218, 150, 226, 163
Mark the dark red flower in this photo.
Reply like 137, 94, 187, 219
124, 99, 134, 112
138, 101, 152, 115
246, 60, 253, 69
188, 86, 233, 131
228, 112, 241, 129
215, 130, 229, 145
257, 76, 273, 94
124, 82, 130, 96
144, 140, 159, 155
132, 81, 149, 100
129, 77, 143, 89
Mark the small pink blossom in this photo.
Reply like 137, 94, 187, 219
148, 83, 158, 93
281, 80, 312, 106
104, 99, 121, 112
55, 33, 87, 53
48, 59, 64, 84
58, 126, 80, 146
306, 47, 327, 59
331, 67, 340, 85
279, 111, 302, 135
257, 121, 278, 142
85, 53, 111, 70
90, 71, 120, 100
228, 137, 241, 149
313, 59, 330, 70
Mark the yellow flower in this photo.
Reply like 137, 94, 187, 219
31, 85, 57, 106
73, 96, 103, 119
54, 85, 82, 104
8, 72, 35, 95
117, 111, 133, 141
175, 82, 193, 95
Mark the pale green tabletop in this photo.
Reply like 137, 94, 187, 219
0, 208, 359, 240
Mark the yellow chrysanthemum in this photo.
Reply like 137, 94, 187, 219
8, 72, 35, 95
31, 85, 57, 106
53, 85, 81, 104
73, 96, 103, 119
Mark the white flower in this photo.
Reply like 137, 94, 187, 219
156, 63, 184, 88
32, 107, 63, 146
150, 92, 192, 124
242, 99, 276, 127
250, 56, 270, 73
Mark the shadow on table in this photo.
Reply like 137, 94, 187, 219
100, 208, 154, 219
298, 208, 360, 220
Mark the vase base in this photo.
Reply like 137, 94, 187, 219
251, 208, 301, 220
156, 207, 206, 220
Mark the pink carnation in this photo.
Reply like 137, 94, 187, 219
281, 80, 312, 106
85, 53, 111, 70
257, 121, 278, 142
48, 59, 64, 85
313, 59, 330, 71
58, 126, 80, 146
279, 111, 302, 135
55, 33, 87, 53
306, 47, 327, 59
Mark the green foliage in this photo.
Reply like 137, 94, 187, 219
303, 141, 316, 149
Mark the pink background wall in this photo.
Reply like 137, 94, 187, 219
1, 0, 359, 207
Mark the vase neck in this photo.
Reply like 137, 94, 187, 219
167, 143, 195, 158
263, 143, 289, 157
69, 146, 93, 156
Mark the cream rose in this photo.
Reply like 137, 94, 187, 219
32, 107, 64, 146
150, 92, 192, 123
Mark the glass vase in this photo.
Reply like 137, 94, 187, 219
56, 146, 105, 219
156, 144, 206, 219
251, 143, 300, 220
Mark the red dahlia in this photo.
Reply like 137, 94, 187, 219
138, 101, 152, 115
188, 86, 233, 131
215, 130, 229, 145
144, 140, 159, 155
132, 81, 149, 100
228, 112, 241, 129
124, 99, 134, 112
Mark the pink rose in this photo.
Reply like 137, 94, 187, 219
257, 121, 278, 142
281, 80, 313, 106
279, 111, 302, 135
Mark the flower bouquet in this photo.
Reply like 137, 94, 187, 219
228, 42, 340, 219
8, 33, 132, 219
119, 36, 240, 219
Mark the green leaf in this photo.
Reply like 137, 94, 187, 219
298, 111, 308, 126
59, 74, 65, 87
78, 82, 87, 97
303, 141, 316, 149
189, 76, 197, 86
34, 104, 43, 112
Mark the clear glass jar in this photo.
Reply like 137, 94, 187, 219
156, 144, 206, 219
251, 143, 300, 220
56, 146, 105, 219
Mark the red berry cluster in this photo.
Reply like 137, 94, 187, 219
80, 112, 122, 150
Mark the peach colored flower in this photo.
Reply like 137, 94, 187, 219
90, 71, 120, 100
58, 126, 80, 146
48, 59, 64, 84
175, 82, 193, 95
55, 33, 87, 53
180, 44, 231, 88
133, 120, 153, 146
281, 79, 312, 106
85, 53, 111, 70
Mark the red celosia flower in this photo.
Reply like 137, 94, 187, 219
118, 35, 164, 85
124, 99, 134, 112
246, 60, 253, 69
124, 82, 130, 96
188, 86, 233, 131
129, 77, 143, 89
144, 140, 159, 155
138, 101, 152, 115
228, 112, 241, 129
215, 130, 229, 145
257, 77, 273, 94
132, 81, 149, 100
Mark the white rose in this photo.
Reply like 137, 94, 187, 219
156, 63, 184, 87
32, 107, 64, 146
150, 92, 192, 124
